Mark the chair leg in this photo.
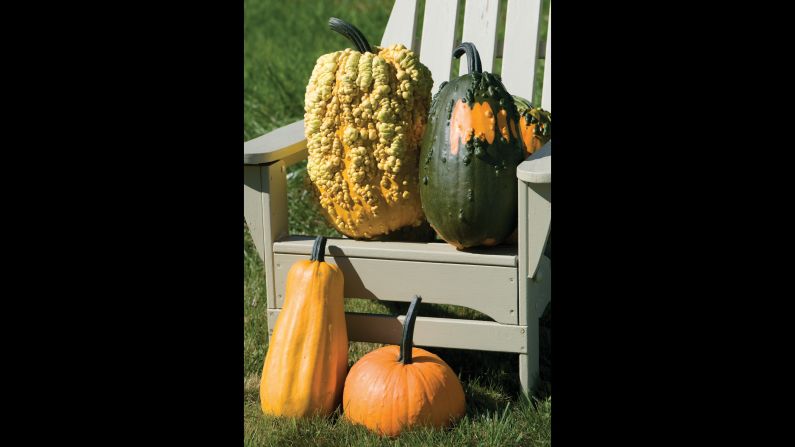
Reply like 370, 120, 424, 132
519, 316, 541, 396
266, 308, 277, 347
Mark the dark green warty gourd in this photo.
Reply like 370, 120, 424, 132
419, 42, 525, 249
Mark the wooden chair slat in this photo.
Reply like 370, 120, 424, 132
419, 0, 461, 95
380, 0, 419, 50
459, 0, 502, 75
501, 0, 544, 101
541, 3, 551, 111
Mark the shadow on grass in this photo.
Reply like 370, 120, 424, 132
345, 299, 552, 401
377, 300, 493, 321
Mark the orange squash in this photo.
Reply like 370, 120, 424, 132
343, 296, 466, 436
260, 236, 348, 418
513, 95, 551, 157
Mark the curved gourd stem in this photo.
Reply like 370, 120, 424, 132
329, 17, 373, 53
453, 42, 482, 74
310, 236, 327, 262
398, 295, 422, 364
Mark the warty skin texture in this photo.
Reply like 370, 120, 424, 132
304, 44, 433, 239
259, 259, 348, 418
419, 71, 525, 250
513, 95, 551, 157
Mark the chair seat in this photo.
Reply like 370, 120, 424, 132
273, 236, 517, 266
272, 236, 520, 324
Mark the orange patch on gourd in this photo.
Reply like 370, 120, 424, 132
519, 120, 543, 155
497, 109, 512, 142
449, 100, 496, 155
482, 238, 498, 246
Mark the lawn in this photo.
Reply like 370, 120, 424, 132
244, 0, 551, 445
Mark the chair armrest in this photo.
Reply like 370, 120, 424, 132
244, 119, 308, 165
516, 140, 551, 281
516, 141, 551, 183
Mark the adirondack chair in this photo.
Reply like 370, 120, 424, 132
244, 0, 551, 395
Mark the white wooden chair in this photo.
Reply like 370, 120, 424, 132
244, 0, 551, 395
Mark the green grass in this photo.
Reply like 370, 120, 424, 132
244, 0, 551, 444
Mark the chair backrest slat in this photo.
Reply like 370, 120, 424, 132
459, 0, 502, 76
381, 0, 550, 109
419, 0, 461, 95
540, 3, 551, 111
501, 0, 544, 102
380, 0, 419, 50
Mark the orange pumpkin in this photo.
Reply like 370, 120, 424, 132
342, 296, 466, 436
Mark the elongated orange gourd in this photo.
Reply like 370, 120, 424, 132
260, 236, 348, 418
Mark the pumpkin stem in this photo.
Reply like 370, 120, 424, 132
310, 236, 327, 262
329, 17, 373, 54
398, 295, 422, 364
453, 42, 482, 74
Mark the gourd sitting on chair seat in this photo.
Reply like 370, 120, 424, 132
419, 42, 525, 250
513, 95, 551, 157
303, 17, 434, 240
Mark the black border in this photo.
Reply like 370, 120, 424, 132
17, 2, 244, 443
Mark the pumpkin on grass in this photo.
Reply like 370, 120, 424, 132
419, 42, 525, 249
304, 17, 434, 240
343, 296, 466, 436
260, 236, 348, 418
